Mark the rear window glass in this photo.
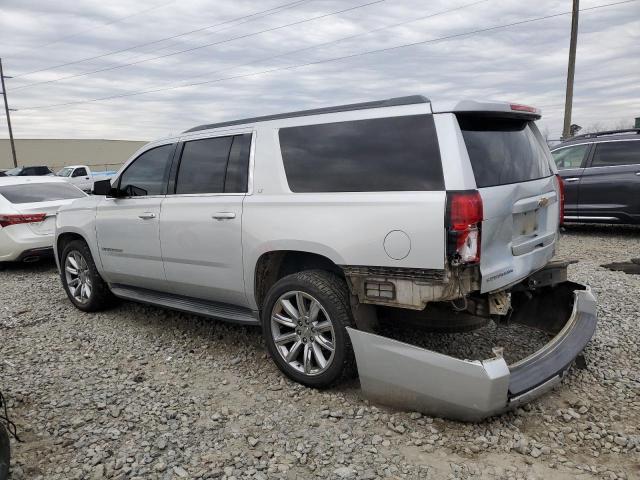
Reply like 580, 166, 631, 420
0, 183, 85, 204
279, 115, 444, 192
458, 116, 552, 188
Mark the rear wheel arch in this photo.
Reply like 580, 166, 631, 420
254, 250, 345, 310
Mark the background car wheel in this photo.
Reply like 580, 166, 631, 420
60, 239, 116, 312
262, 270, 355, 388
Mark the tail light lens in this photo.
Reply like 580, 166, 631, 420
555, 174, 565, 226
0, 213, 47, 228
446, 191, 483, 264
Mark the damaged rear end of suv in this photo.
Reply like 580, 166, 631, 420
343, 100, 597, 421
55, 95, 596, 422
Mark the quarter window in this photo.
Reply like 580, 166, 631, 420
591, 141, 640, 167
118, 144, 175, 196
552, 144, 589, 170
279, 115, 444, 192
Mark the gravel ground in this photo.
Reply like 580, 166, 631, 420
1, 225, 639, 480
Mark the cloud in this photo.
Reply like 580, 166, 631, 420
0, 0, 638, 140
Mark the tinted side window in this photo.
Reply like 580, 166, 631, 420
225, 133, 252, 193
176, 136, 233, 194
74, 167, 88, 177
552, 144, 589, 170
279, 115, 443, 192
591, 141, 640, 167
119, 144, 174, 196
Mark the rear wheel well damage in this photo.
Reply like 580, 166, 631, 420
254, 251, 344, 310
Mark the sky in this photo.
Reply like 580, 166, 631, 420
0, 0, 638, 141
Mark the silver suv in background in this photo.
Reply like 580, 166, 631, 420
54, 96, 596, 421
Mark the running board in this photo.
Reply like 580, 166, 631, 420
110, 284, 259, 325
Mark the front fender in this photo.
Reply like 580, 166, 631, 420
55, 198, 101, 273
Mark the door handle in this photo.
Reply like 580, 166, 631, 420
138, 212, 156, 219
212, 212, 236, 220
635, 172, 640, 176
564, 177, 580, 183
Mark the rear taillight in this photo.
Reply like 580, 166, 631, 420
446, 191, 483, 264
0, 213, 47, 228
555, 174, 565, 226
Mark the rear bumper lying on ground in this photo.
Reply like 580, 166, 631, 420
347, 279, 597, 422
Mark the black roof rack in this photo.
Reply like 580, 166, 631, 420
570, 128, 640, 140
184, 95, 429, 133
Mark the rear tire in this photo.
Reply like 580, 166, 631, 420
262, 270, 355, 388
60, 239, 116, 312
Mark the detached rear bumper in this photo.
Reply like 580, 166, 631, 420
347, 281, 597, 422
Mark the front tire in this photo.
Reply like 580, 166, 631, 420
60, 239, 116, 312
262, 270, 355, 388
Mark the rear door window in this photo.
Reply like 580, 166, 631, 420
279, 115, 443, 192
174, 133, 251, 195
0, 183, 85, 204
552, 144, 589, 170
591, 140, 640, 167
458, 115, 552, 188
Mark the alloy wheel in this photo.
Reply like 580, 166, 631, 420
64, 251, 92, 304
270, 291, 336, 376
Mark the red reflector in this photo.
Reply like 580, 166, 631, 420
556, 174, 565, 226
0, 213, 47, 227
510, 103, 537, 113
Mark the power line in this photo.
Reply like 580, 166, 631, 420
10, 0, 387, 91
12, 0, 489, 109
129, 0, 489, 88
17, 0, 638, 112
9, 1, 175, 54
11, 0, 310, 78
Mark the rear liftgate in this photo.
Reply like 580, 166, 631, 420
347, 261, 597, 422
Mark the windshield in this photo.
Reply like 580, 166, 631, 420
458, 115, 552, 188
4, 167, 23, 176
57, 167, 73, 177
0, 183, 86, 204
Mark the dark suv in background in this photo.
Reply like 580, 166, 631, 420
552, 129, 640, 224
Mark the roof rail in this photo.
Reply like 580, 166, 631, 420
570, 128, 640, 140
184, 95, 430, 133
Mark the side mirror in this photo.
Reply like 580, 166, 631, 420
93, 179, 114, 196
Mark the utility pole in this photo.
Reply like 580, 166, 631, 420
562, 0, 579, 140
0, 57, 18, 168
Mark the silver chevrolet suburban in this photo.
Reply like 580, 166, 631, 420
54, 96, 597, 421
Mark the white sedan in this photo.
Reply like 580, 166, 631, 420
0, 176, 86, 263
